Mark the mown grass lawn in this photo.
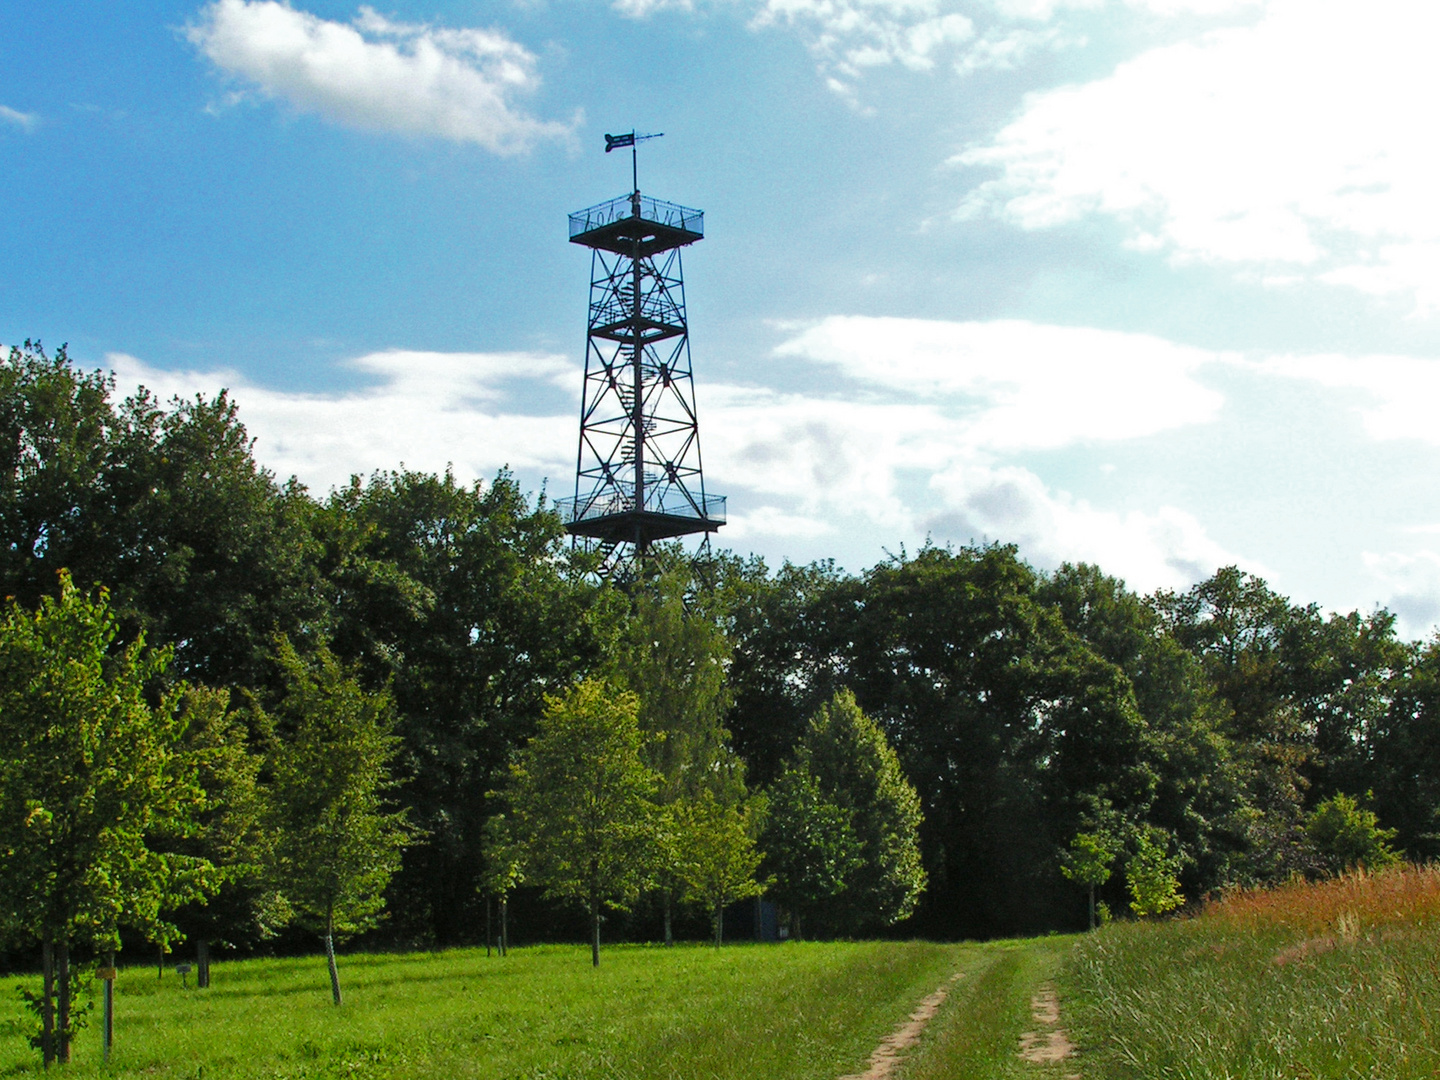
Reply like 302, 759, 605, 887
0, 940, 972, 1080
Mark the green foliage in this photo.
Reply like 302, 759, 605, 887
166, 686, 285, 948
0, 573, 215, 944
673, 790, 767, 945
763, 765, 863, 936
319, 468, 613, 943
1062, 829, 1121, 930
1126, 831, 1185, 918
0, 342, 325, 693
610, 560, 736, 801
261, 638, 414, 1001
766, 691, 925, 935
7, 342, 1440, 953
1062, 832, 1120, 889
0, 572, 214, 1060
501, 678, 659, 963
1305, 792, 1400, 874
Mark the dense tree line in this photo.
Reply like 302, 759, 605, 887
2, 339, 1438, 987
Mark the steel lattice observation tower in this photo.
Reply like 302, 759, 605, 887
554, 133, 725, 576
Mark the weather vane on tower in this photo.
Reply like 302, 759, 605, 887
604, 130, 664, 196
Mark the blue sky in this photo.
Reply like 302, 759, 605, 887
5, 0, 1440, 633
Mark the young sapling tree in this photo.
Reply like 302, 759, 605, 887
502, 679, 658, 966
263, 639, 414, 1005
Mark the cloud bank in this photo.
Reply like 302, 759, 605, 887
107, 349, 576, 491
108, 317, 1255, 596
958, 0, 1440, 312
187, 1, 573, 154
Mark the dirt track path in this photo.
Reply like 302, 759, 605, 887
836, 973, 965, 1080
1018, 984, 1079, 1079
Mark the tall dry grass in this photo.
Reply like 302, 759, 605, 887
1063, 863, 1440, 1079
1207, 861, 1440, 937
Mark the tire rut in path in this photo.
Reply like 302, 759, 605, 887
1017, 984, 1079, 1079
836, 972, 964, 1080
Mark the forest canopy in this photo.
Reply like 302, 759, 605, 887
2, 339, 1437, 954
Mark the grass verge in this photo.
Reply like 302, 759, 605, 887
1062, 864, 1440, 1079
0, 940, 968, 1080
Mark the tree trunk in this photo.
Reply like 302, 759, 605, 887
486, 896, 493, 958
198, 940, 211, 988
1088, 883, 1096, 931
157, 941, 165, 980
714, 901, 723, 947
103, 951, 115, 1064
663, 893, 673, 947
56, 941, 70, 1064
325, 909, 342, 1006
500, 895, 509, 956
794, 914, 803, 942
40, 939, 54, 1068
591, 906, 601, 968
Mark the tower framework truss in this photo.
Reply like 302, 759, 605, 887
556, 190, 724, 576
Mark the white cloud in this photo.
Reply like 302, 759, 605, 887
708, 316, 1242, 589
957, 0, 1440, 311
723, 504, 834, 539
187, 0, 573, 154
0, 105, 38, 132
710, 0, 1257, 96
1253, 353, 1440, 446
926, 459, 1247, 586
774, 316, 1225, 451
750, 0, 977, 80
107, 348, 575, 492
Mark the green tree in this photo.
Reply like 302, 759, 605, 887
263, 639, 414, 1005
165, 687, 279, 986
1305, 792, 1401, 875
502, 679, 658, 966
0, 342, 327, 695
776, 691, 926, 935
1061, 830, 1121, 930
319, 469, 614, 944
609, 558, 741, 942
827, 545, 1109, 937
1126, 831, 1185, 918
675, 791, 766, 946
479, 814, 525, 955
763, 765, 862, 940
0, 572, 213, 1063
1370, 637, 1440, 862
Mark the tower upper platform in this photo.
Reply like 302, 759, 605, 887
569, 193, 704, 257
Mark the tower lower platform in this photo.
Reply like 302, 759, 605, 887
556, 494, 726, 546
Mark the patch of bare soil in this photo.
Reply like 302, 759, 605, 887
837, 973, 964, 1080
1018, 985, 1079, 1079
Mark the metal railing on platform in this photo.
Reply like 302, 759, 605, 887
555, 491, 726, 524
568, 195, 704, 240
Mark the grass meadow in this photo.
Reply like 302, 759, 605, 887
1062, 863, 1440, 1079
0, 940, 975, 1080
